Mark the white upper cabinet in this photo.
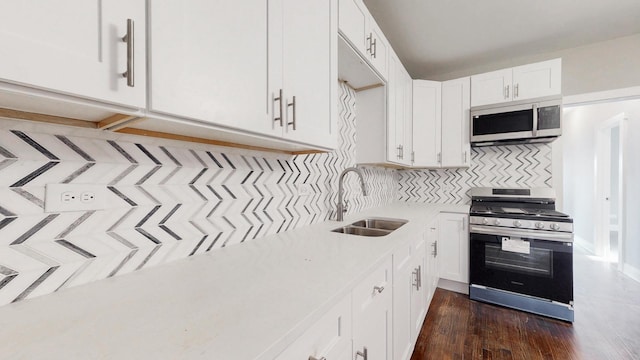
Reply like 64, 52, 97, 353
338, 0, 388, 80
471, 58, 561, 107
0, 0, 146, 108
338, 0, 368, 56
470, 68, 512, 107
512, 59, 562, 101
149, 0, 273, 135
278, 0, 337, 148
412, 77, 469, 169
412, 80, 441, 168
367, 21, 389, 79
386, 53, 412, 166
149, 0, 337, 149
441, 77, 471, 168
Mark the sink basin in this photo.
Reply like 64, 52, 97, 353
349, 218, 407, 231
331, 226, 391, 237
331, 217, 407, 237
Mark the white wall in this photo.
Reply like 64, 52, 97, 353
561, 99, 640, 277
429, 33, 640, 96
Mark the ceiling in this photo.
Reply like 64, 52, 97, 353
362, 0, 640, 79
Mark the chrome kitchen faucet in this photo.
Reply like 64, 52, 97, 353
336, 167, 368, 221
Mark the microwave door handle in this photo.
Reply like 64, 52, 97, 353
532, 104, 538, 137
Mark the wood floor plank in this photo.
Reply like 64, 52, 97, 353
411, 247, 640, 360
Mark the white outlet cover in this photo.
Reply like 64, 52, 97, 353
45, 184, 107, 213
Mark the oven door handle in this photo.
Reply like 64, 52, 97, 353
470, 225, 573, 243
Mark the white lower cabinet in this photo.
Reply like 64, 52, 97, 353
393, 235, 428, 360
276, 212, 469, 360
274, 295, 352, 360
353, 256, 393, 360
425, 220, 439, 305
438, 212, 469, 284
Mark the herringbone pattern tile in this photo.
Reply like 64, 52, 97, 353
0, 82, 397, 306
398, 144, 553, 204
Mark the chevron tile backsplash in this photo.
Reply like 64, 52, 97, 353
397, 144, 553, 204
0, 82, 397, 306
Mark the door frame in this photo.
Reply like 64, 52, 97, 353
594, 113, 626, 266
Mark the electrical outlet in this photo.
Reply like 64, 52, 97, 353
45, 184, 106, 212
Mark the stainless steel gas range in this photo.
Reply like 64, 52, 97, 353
468, 187, 574, 322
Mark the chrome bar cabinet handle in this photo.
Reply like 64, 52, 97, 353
532, 103, 538, 137
371, 38, 377, 58
308, 356, 326, 360
373, 285, 384, 294
505, 85, 510, 99
366, 33, 373, 54
121, 19, 134, 87
356, 347, 368, 360
287, 96, 297, 131
273, 89, 284, 127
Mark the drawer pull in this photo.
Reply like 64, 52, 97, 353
308, 357, 326, 360
373, 285, 384, 294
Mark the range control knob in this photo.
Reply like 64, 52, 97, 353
550, 223, 561, 231
514, 220, 522, 228
493, 219, 501, 226
483, 218, 489, 225
535, 222, 545, 229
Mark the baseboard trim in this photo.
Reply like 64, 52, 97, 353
623, 263, 640, 283
437, 278, 469, 295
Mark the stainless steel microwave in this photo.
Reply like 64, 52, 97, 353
470, 96, 562, 147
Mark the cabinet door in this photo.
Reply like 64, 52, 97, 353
470, 68, 512, 107
438, 213, 469, 284
367, 21, 389, 80
412, 80, 441, 168
410, 239, 428, 342
149, 0, 274, 136
386, 54, 400, 163
274, 295, 352, 360
0, 0, 145, 107
393, 244, 413, 360
338, 0, 368, 56
403, 67, 414, 167
441, 77, 471, 168
512, 58, 562, 101
425, 221, 439, 304
281, 0, 337, 148
353, 257, 392, 360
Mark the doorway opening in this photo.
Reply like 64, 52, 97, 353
594, 113, 625, 265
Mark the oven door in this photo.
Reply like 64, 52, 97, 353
469, 225, 573, 304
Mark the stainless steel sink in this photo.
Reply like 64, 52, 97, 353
349, 218, 407, 231
331, 226, 391, 237
331, 217, 407, 237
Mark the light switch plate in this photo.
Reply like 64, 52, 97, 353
45, 184, 107, 212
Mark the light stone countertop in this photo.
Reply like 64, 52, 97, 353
0, 202, 468, 360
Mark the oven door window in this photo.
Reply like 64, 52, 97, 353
485, 244, 552, 277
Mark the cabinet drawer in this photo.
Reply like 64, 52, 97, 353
352, 256, 392, 309
274, 295, 352, 360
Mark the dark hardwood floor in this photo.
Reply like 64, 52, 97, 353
411, 246, 640, 360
